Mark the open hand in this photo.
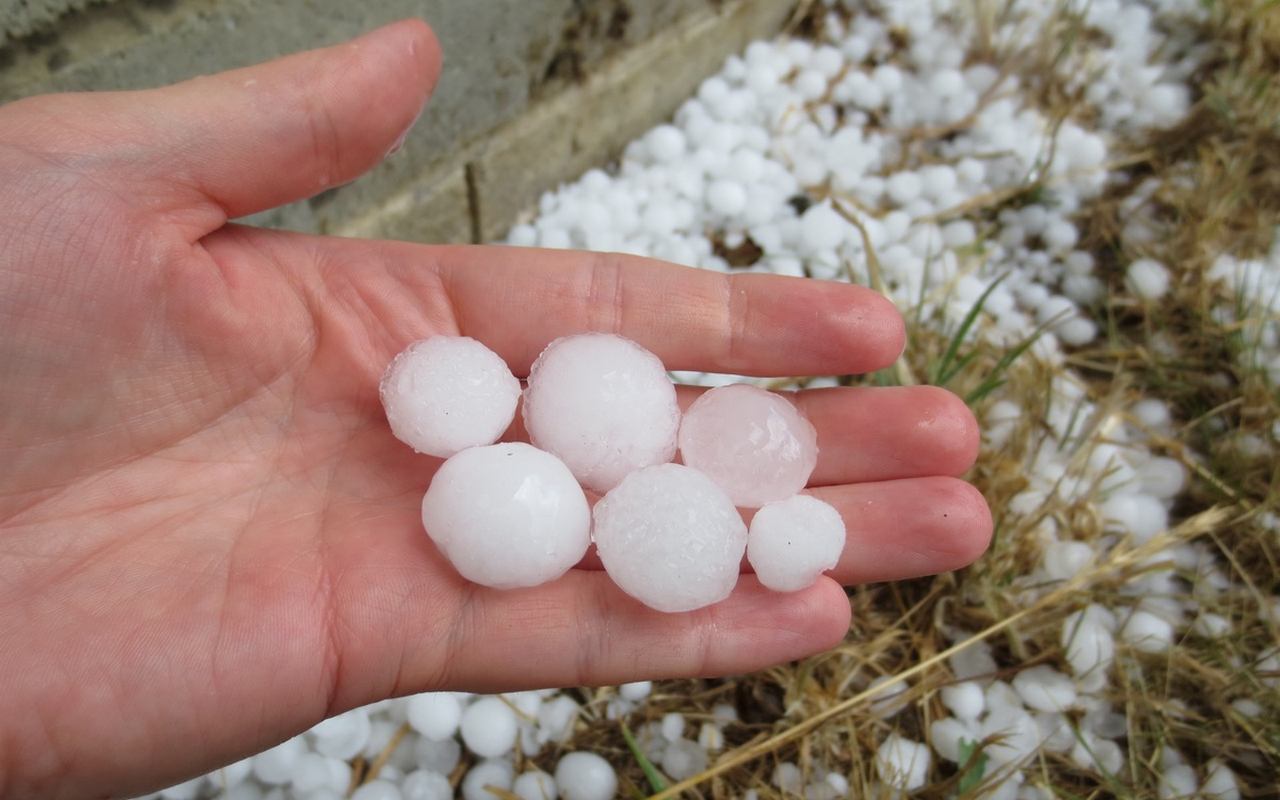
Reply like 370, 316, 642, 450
0, 20, 991, 799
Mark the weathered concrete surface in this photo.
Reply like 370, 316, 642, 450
1, 0, 796, 242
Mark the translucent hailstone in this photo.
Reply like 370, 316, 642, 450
679, 384, 818, 508
460, 696, 520, 758
555, 752, 618, 800
593, 464, 747, 612
523, 333, 680, 493
747, 494, 845, 591
513, 770, 559, 800
421, 443, 590, 589
380, 337, 521, 458
402, 770, 453, 800
406, 692, 462, 741
462, 760, 515, 800
876, 734, 931, 791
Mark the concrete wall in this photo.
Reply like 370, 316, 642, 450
0, 0, 796, 243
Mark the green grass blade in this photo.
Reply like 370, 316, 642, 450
621, 721, 668, 794
934, 272, 1011, 386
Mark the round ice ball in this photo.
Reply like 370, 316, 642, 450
381, 336, 521, 458
523, 333, 680, 493
406, 692, 462, 741
462, 760, 515, 800
421, 443, 590, 589
678, 384, 818, 508
555, 752, 618, 800
593, 464, 747, 612
747, 494, 845, 591
513, 770, 559, 800
460, 696, 520, 758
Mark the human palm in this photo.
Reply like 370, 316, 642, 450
0, 21, 991, 799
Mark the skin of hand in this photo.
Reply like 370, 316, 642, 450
0, 19, 991, 800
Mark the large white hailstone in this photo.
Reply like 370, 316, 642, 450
462, 760, 515, 800
593, 464, 747, 612
679, 385, 818, 508
875, 734, 931, 791
380, 337, 521, 458
251, 736, 306, 785
1120, 608, 1175, 653
555, 752, 618, 800
1202, 759, 1241, 800
747, 494, 845, 591
352, 781, 403, 800
460, 697, 520, 758
513, 770, 559, 800
421, 443, 590, 589
523, 334, 680, 493
406, 692, 463, 741
402, 770, 454, 800
1126, 258, 1171, 300
940, 682, 985, 721
662, 738, 710, 780
1012, 665, 1077, 712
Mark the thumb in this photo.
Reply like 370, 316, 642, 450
10, 19, 440, 231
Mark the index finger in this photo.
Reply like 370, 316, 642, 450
429, 245, 905, 376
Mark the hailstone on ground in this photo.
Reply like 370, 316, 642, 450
421, 443, 590, 589
747, 494, 845, 591
593, 463, 747, 612
381, 336, 521, 458
679, 384, 818, 508
522, 333, 680, 493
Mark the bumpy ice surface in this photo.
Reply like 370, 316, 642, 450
679, 384, 819, 507
380, 336, 521, 458
421, 443, 590, 589
522, 333, 680, 493
747, 494, 846, 592
592, 463, 747, 612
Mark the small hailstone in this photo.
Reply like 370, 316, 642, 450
679, 385, 818, 508
1127, 258, 1171, 300
158, 777, 204, 800
647, 125, 686, 161
708, 180, 749, 216
711, 703, 739, 727
513, 770, 559, 800
825, 772, 849, 796
1132, 398, 1172, 431
1070, 733, 1124, 776
886, 171, 924, 205
523, 333, 680, 493
929, 717, 973, 763
462, 760, 515, 800
461, 697, 520, 758
414, 737, 462, 775
1138, 457, 1185, 499
980, 707, 1039, 767
799, 204, 848, 253
593, 464, 747, 612
1193, 612, 1231, 638
402, 770, 454, 800
662, 738, 710, 780
536, 694, 580, 743
747, 495, 845, 591
875, 734, 931, 791
380, 337, 521, 458
1012, 666, 1077, 712
698, 722, 725, 751
772, 762, 803, 793
1062, 605, 1115, 684
618, 681, 651, 701
866, 675, 909, 718
421, 443, 590, 589
1158, 764, 1198, 800
940, 682, 985, 720
311, 708, 372, 760
555, 752, 618, 800
1042, 540, 1094, 581
1120, 609, 1175, 653
352, 781, 403, 800
661, 712, 685, 742
949, 637, 998, 682
251, 736, 306, 785
1099, 492, 1168, 544
406, 693, 462, 741
1202, 759, 1241, 800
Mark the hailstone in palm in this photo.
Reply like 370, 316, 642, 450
421, 443, 590, 589
523, 333, 680, 493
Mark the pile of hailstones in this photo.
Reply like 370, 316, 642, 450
381, 332, 847, 611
